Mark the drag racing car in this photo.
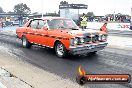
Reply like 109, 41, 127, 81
16, 17, 108, 57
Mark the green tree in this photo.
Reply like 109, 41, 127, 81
13, 3, 31, 15
0, 7, 4, 18
60, 1, 68, 5
7, 11, 14, 14
32, 12, 39, 15
87, 12, 94, 17
0, 7, 4, 13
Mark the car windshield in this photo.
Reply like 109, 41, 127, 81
47, 19, 78, 29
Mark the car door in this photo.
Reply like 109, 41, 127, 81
46, 19, 63, 48
34, 20, 48, 46
26, 20, 38, 43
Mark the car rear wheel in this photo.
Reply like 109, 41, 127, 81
55, 42, 67, 58
22, 36, 31, 48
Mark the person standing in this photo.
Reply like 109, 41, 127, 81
18, 15, 23, 27
80, 13, 88, 29
1, 22, 4, 28
130, 22, 132, 30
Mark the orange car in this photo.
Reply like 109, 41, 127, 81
16, 17, 108, 57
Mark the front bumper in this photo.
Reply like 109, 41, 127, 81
69, 42, 108, 55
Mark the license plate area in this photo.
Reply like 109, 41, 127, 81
88, 45, 95, 49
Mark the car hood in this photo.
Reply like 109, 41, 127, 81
69, 28, 100, 37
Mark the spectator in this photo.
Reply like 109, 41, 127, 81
18, 15, 23, 27
130, 22, 132, 30
1, 22, 4, 28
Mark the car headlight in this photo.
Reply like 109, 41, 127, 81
70, 37, 83, 45
101, 35, 107, 40
80, 37, 84, 43
70, 37, 85, 46
98, 35, 102, 41
74, 38, 79, 45
98, 34, 107, 41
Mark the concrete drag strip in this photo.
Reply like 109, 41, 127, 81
0, 67, 32, 88
107, 35, 132, 50
0, 47, 85, 88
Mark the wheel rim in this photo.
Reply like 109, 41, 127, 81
56, 43, 64, 56
22, 37, 27, 47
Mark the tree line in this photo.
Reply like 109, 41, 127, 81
0, 3, 31, 15
0, 1, 95, 17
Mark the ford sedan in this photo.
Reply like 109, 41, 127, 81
16, 17, 108, 57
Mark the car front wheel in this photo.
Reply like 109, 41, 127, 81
90, 51, 97, 55
22, 36, 31, 48
55, 42, 67, 58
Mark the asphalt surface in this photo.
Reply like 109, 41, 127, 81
108, 30, 132, 37
0, 27, 132, 88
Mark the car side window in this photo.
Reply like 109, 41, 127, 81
37, 20, 46, 29
30, 20, 38, 29
47, 20, 58, 29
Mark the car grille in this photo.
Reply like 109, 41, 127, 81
84, 35, 99, 43
92, 35, 99, 42
84, 36, 91, 43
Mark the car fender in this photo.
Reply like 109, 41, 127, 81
54, 38, 70, 50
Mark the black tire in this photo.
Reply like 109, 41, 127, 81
90, 51, 97, 55
55, 42, 67, 58
76, 75, 87, 85
22, 36, 32, 48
